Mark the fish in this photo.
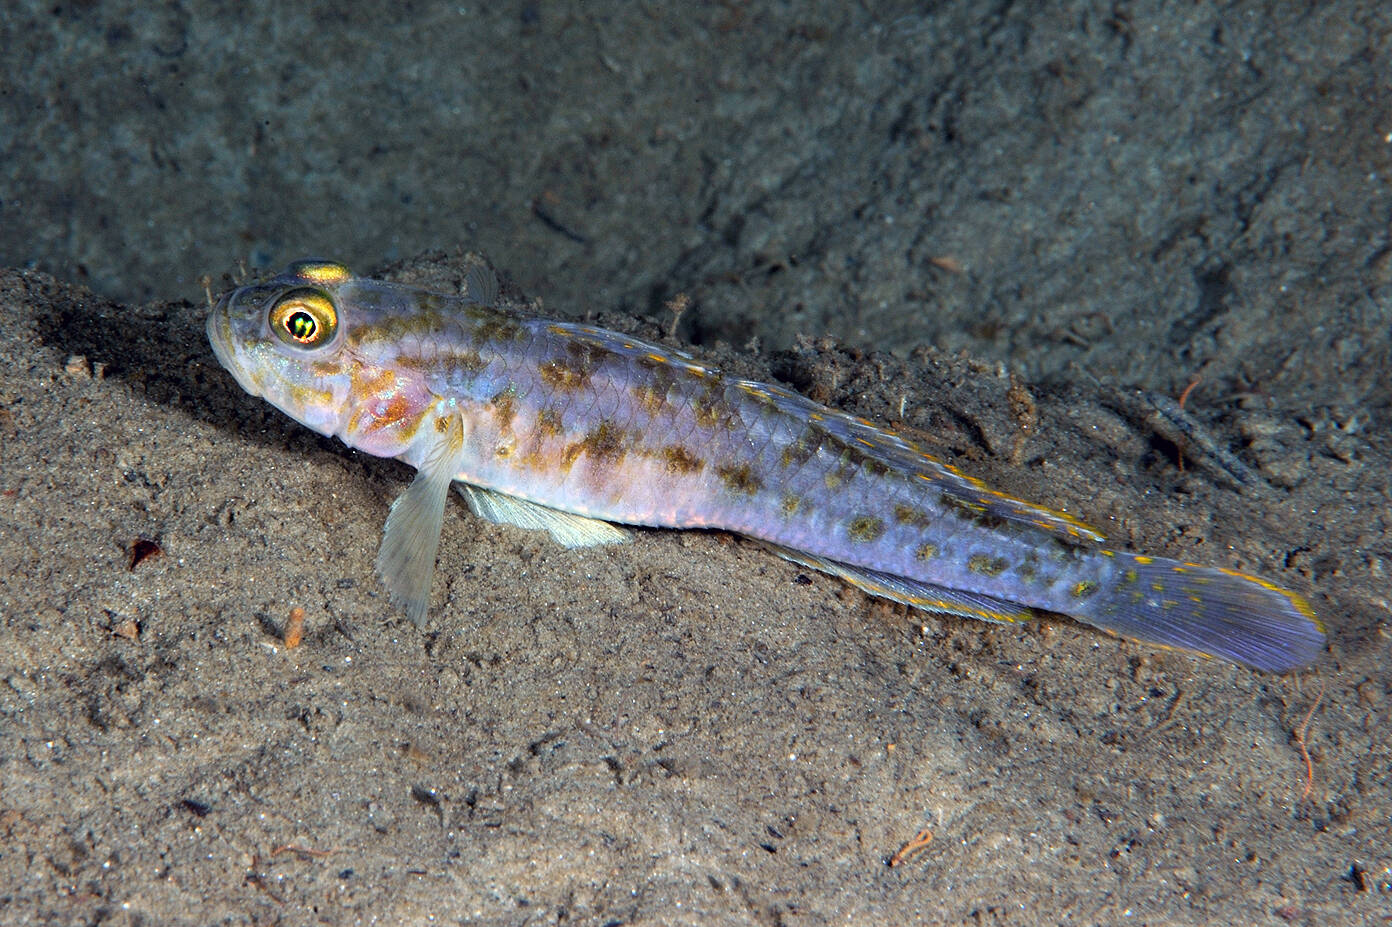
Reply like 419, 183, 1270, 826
206, 259, 1326, 672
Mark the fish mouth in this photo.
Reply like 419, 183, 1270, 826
205, 292, 262, 398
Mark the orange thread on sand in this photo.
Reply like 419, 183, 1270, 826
1293, 678, 1326, 800
888, 828, 934, 867
1177, 375, 1202, 410
1174, 375, 1201, 473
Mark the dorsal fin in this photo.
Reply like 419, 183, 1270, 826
463, 264, 499, 307
734, 378, 1106, 545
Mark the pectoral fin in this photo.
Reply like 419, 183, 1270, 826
376, 413, 469, 627
456, 483, 630, 548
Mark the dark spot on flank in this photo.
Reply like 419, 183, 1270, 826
893, 503, 931, 527
474, 317, 524, 344
633, 382, 670, 415
822, 447, 865, 490
780, 493, 801, 516
823, 467, 852, 491
399, 347, 487, 375
540, 358, 591, 391
780, 429, 822, 468
1071, 580, 1100, 598
715, 462, 763, 495
862, 459, 890, 478
692, 376, 735, 429
967, 554, 1009, 577
941, 493, 1008, 531
565, 337, 612, 367
693, 392, 732, 428
454, 349, 488, 373
536, 407, 564, 437
915, 543, 939, 561
662, 445, 704, 475
581, 421, 627, 463
694, 403, 722, 428
847, 516, 886, 543
490, 388, 517, 429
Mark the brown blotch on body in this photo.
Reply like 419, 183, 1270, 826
1071, 580, 1099, 598
694, 396, 730, 429
539, 337, 610, 393
565, 337, 612, 367
862, 458, 891, 478
633, 382, 671, 415
780, 493, 802, 516
694, 404, 721, 428
540, 358, 591, 392
823, 469, 847, 491
473, 317, 524, 344
715, 462, 763, 495
941, 493, 1008, 531
893, 503, 931, 527
780, 429, 822, 469
395, 348, 487, 375
967, 554, 1009, 577
451, 349, 487, 373
847, 516, 886, 543
580, 421, 627, 463
537, 407, 564, 437
662, 445, 704, 475
490, 388, 517, 430
915, 542, 939, 561
692, 376, 735, 429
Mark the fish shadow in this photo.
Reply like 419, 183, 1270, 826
29, 272, 345, 462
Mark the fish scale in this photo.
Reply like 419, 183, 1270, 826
207, 260, 1326, 672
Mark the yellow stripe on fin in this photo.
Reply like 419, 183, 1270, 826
733, 383, 1105, 545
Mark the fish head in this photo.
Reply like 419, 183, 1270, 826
206, 260, 359, 439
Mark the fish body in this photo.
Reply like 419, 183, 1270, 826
207, 260, 1325, 672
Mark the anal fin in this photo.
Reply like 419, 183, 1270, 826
456, 483, 630, 548
766, 544, 1033, 625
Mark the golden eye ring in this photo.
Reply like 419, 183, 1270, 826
268, 288, 338, 349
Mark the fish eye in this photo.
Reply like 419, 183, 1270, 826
268, 288, 338, 349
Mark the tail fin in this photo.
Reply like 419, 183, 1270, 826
1075, 553, 1325, 672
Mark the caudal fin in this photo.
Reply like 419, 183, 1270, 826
1075, 553, 1325, 672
